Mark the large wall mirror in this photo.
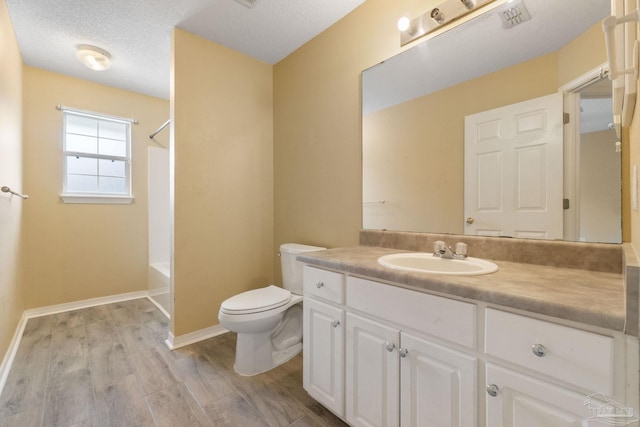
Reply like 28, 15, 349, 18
362, 0, 621, 243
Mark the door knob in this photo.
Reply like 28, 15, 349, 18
486, 384, 499, 397
315, 281, 324, 288
466, 217, 474, 224
399, 348, 409, 358
331, 320, 340, 328
385, 342, 396, 352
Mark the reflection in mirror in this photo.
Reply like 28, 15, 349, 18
362, 0, 620, 243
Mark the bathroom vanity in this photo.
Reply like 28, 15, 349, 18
300, 231, 639, 427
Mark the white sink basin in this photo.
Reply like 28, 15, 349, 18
378, 253, 498, 276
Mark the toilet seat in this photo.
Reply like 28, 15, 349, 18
220, 285, 291, 315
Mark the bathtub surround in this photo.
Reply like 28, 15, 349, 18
148, 263, 171, 318
148, 146, 171, 316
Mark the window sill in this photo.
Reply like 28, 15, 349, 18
60, 194, 134, 204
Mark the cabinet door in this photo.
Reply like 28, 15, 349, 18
486, 364, 606, 426
346, 313, 400, 427
303, 298, 345, 417
400, 332, 477, 427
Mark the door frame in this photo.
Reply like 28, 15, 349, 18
559, 63, 610, 241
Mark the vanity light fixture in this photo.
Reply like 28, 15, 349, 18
398, 0, 498, 46
76, 44, 112, 71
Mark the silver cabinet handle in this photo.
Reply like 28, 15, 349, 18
399, 348, 409, 358
531, 344, 546, 357
315, 281, 324, 289
331, 320, 340, 328
486, 384, 499, 397
385, 342, 396, 352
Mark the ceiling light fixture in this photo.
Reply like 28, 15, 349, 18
76, 44, 112, 71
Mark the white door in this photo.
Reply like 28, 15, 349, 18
303, 298, 345, 417
486, 364, 605, 427
346, 313, 400, 427
464, 93, 564, 239
400, 332, 477, 427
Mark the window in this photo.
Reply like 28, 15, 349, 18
61, 110, 132, 204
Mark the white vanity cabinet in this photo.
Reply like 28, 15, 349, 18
302, 265, 632, 427
484, 308, 616, 426
485, 364, 606, 426
345, 312, 477, 427
302, 266, 345, 417
303, 266, 478, 427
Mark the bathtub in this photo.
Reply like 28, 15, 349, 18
148, 262, 170, 318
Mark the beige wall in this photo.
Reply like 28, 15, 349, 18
22, 67, 168, 308
363, 53, 558, 234
171, 28, 274, 336
273, 0, 417, 281
557, 23, 607, 87
0, 0, 25, 359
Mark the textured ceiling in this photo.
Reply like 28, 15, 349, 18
5, 0, 366, 100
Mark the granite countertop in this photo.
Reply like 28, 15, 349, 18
298, 246, 627, 333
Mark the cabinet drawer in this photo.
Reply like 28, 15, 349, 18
303, 266, 344, 304
346, 276, 476, 348
485, 308, 614, 393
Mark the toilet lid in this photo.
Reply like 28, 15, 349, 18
220, 285, 291, 315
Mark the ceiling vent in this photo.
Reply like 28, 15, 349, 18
499, 0, 532, 29
233, 0, 258, 8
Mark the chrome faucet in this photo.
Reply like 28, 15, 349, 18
433, 240, 468, 260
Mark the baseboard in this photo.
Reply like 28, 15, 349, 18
165, 324, 229, 350
23, 290, 149, 319
0, 311, 29, 399
0, 290, 149, 397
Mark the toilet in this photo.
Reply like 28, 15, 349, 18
218, 243, 325, 376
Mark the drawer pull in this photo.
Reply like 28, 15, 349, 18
486, 384, 499, 397
385, 342, 396, 352
315, 281, 324, 289
331, 320, 340, 328
531, 344, 546, 357
399, 348, 409, 358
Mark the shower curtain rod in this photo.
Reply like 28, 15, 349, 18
150, 119, 170, 139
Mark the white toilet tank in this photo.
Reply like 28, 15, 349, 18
280, 243, 326, 295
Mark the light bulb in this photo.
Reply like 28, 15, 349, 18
460, 0, 476, 10
430, 8, 445, 24
397, 16, 411, 32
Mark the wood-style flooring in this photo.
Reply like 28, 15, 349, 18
0, 298, 347, 427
